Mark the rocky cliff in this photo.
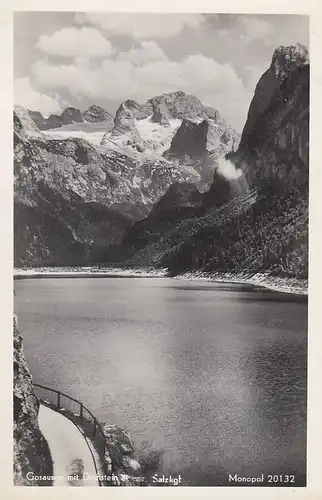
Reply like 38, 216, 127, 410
164, 96, 240, 159
229, 44, 309, 192
13, 316, 53, 485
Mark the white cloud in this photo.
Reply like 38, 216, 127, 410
243, 65, 268, 92
237, 16, 273, 44
268, 17, 309, 49
36, 27, 114, 58
217, 15, 308, 50
74, 12, 205, 39
31, 51, 252, 130
119, 41, 167, 65
14, 77, 68, 117
217, 16, 273, 46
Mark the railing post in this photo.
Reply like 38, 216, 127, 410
57, 391, 61, 410
93, 418, 97, 436
80, 403, 83, 421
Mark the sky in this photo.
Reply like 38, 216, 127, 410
14, 13, 309, 131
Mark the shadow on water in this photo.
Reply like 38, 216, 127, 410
163, 284, 307, 303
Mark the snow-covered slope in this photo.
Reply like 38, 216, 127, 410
101, 115, 182, 157
42, 127, 106, 147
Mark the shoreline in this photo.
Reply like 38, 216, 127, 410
14, 267, 308, 296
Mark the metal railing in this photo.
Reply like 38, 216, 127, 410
34, 383, 106, 459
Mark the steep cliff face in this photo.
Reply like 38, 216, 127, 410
13, 316, 53, 485
164, 116, 239, 161
166, 120, 209, 159
150, 101, 171, 126
230, 45, 309, 192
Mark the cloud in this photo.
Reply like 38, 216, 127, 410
31, 50, 252, 130
243, 65, 268, 92
36, 27, 114, 58
217, 15, 273, 46
237, 16, 273, 44
217, 15, 309, 50
74, 12, 205, 39
268, 16, 309, 49
14, 76, 68, 116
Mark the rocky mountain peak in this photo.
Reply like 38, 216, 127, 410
107, 101, 152, 152
111, 102, 137, 136
14, 105, 43, 138
271, 44, 309, 80
60, 107, 84, 125
238, 44, 309, 155
150, 101, 171, 126
147, 91, 205, 121
121, 99, 150, 120
229, 44, 309, 191
47, 114, 64, 128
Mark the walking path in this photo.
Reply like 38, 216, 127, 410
38, 404, 99, 486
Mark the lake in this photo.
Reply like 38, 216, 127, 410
14, 277, 307, 486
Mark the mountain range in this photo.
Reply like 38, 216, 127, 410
14, 44, 309, 283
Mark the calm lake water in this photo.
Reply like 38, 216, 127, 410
14, 277, 307, 486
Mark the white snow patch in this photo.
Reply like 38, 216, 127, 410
42, 129, 105, 146
134, 116, 181, 154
